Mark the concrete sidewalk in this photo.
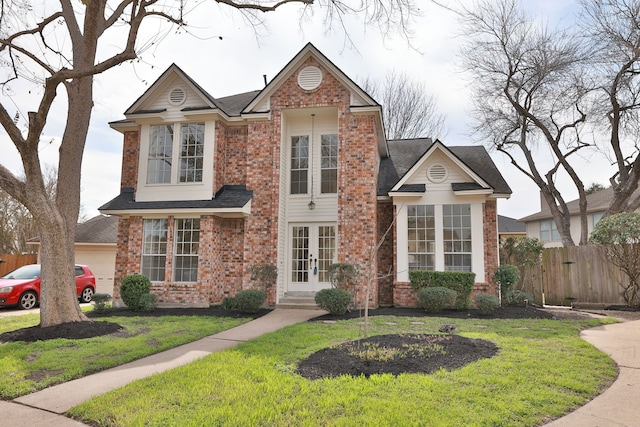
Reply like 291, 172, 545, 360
7, 308, 325, 427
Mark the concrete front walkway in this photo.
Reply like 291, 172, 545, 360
6, 309, 325, 427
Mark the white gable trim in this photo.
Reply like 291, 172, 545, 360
243, 44, 378, 114
390, 140, 492, 193
124, 64, 218, 116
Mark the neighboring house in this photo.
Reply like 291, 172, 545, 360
520, 187, 639, 247
497, 215, 526, 242
27, 215, 118, 294
99, 43, 512, 308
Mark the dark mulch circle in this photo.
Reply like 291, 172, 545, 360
296, 333, 498, 379
0, 321, 123, 343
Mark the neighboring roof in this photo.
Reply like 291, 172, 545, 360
498, 215, 526, 234
378, 139, 512, 197
519, 187, 640, 222
29, 215, 118, 245
99, 186, 253, 214
75, 215, 118, 243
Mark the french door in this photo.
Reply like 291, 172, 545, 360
288, 223, 336, 292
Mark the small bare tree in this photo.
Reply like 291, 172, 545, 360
361, 71, 447, 139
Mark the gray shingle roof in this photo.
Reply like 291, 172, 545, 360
518, 187, 640, 222
497, 215, 526, 233
99, 186, 253, 212
29, 215, 118, 244
378, 139, 512, 197
75, 215, 118, 243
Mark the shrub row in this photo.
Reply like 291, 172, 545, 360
409, 270, 475, 310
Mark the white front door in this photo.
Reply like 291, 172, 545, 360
288, 223, 336, 292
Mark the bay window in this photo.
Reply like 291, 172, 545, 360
146, 122, 204, 185
407, 204, 472, 273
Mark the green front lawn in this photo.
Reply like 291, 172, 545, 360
0, 312, 250, 399
70, 316, 618, 427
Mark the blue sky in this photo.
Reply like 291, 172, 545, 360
0, 0, 605, 221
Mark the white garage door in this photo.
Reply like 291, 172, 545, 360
74, 246, 116, 296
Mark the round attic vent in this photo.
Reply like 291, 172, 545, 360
428, 164, 448, 183
168, 87, 186, 106
297, 66, 323, 90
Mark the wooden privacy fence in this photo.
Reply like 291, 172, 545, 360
0, 254, 38, 277
519, 246, 627, 306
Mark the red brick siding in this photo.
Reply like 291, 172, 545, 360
339, 113, 380, 308
121, 130, 140, 190
377, 200, 395, 306
479, 199, 499, 297
224, 127, 248, 185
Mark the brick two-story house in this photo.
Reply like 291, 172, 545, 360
100, 43, 511, 308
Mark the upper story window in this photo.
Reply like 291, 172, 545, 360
179, 123, 204, 183
540, 219, 561, 242
291, 135, 309, 194
146, 122, 204, 185
147, 125, 174, 184
592, 212, 605, 227
321, 134, 338, 194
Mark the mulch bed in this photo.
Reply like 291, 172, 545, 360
297, 333, 498, 379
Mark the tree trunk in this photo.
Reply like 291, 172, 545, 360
36, 76, 94, 327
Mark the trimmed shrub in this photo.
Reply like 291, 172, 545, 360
138, 293, 158, 312
233, 290, 267, 313
493, 265, 521, 305
120, 274, 152, 311
91, 293, 112, 313
417, 287, 457, 313
410, 270, 475, 310
315, 288, 352, 315
474, 293, 501, 315
221, 297, 238, 310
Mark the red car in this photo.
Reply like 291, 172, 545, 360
0, 264, 96, 310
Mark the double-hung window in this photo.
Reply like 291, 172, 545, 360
408, 205, 436, 270
174, 218, 200, 282
540, 219, 560, 242
320, 134, 338, 193
290, 135, 309, 194
407, 204, 472, 273
146, 122, 204, 185
443, 204, 472, 272
147, 125, 173, 184
179, 123, 204, 183
141, 219, 168, 281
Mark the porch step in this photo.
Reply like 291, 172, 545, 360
277, 292, 319, 310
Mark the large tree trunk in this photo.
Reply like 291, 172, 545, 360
36, 77, 94, 327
